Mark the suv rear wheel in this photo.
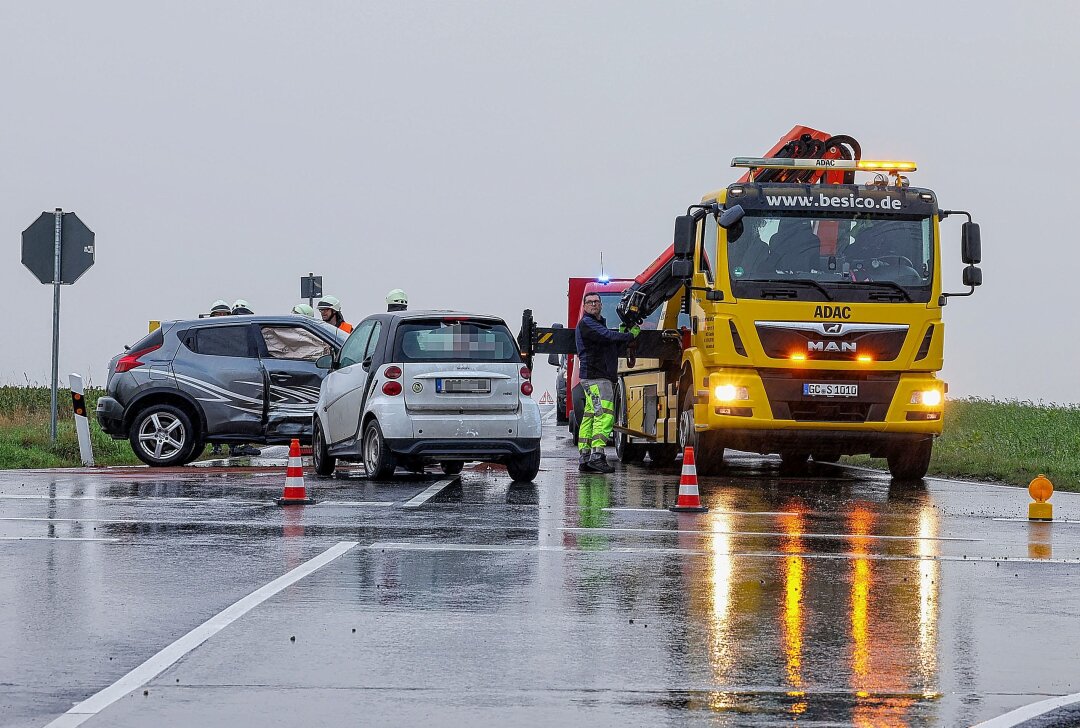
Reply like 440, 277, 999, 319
129, 404, 198, 467
362, 420, 397, 479
506, 449, 541, 482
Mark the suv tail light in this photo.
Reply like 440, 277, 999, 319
382, 381, 402, 396
115, 344, 161, 373
521, 381, 533, 396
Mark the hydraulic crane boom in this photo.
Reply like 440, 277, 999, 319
614, 125, 861, 329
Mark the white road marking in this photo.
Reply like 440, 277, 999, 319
605, 507, 799, 516
561, 526, 980, 542
0, 536, 118, 542
992, 517, 1080, 524
973, 692, 1080, 727
42, 540, 359, 728
401, 478, 459, 509
371, 541, 532, 552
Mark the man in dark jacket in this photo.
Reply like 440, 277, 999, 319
576, 292, 639, 473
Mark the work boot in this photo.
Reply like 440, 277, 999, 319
229, 443, 262, 457
586, 451, 614, 474
578, 449, 592, 472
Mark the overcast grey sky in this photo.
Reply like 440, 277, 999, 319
2, 1, 1078, 403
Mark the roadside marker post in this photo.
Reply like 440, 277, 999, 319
68, 373, 94, 467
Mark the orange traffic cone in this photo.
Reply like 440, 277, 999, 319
276, 439, 315, 506
669, 446, 708, 513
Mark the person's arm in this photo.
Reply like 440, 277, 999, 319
580, 315, 634, 344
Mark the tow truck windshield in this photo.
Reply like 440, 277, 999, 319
723, 212, 933, 303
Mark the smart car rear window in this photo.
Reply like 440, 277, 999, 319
393, 319, 519, 362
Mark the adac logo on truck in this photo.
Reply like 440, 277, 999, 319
814, 305, 852, 319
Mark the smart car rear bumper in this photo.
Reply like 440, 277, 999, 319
385, 437, 541, 461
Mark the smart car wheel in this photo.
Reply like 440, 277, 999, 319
362, 420, 396, 480
506, 449, 541, 483
129, 404, 197, 467
312, 419, 336, 477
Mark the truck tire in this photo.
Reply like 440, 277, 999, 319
677, 392, 724, 476
506, 449, 541, 482
362, 420, 397, 480
128, 403, 198, 467
312, 419, 336, 477
887, 439, 932, 480
614, 381, 646, 464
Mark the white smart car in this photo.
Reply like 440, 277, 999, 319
311, 311, 542, 481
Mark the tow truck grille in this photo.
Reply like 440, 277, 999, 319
759, 370, 899, 423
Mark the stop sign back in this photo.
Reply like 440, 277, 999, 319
21, 211, 95, 285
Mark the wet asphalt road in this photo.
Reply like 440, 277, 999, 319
3, 421, 1080, 728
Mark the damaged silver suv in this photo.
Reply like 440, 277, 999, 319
96, 316, 347, 466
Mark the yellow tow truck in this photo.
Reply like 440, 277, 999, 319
522, 127, 983, 479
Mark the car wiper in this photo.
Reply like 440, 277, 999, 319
859, 280, 913, 302
746, 278, 834, 301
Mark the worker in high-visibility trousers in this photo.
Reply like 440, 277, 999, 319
575, 292, 638, 473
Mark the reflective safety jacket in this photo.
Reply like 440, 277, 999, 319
338, 321, 353, 334
575, 312, 633, 382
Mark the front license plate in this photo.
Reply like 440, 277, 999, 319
437, 378, 491, 394
803, 383, 858, 397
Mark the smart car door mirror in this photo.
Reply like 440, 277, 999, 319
362, 356, 373, 370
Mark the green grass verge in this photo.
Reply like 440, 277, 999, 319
844, 398, 1080, 491
0, 385, 143, 468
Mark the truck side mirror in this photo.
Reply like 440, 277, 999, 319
718, 204, 745, 229
673, 215, 695, 257
961, 222, 981, 265
962, 265, 982, 287
670, 259, 693, 279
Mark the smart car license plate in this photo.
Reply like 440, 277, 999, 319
803, 383, 858, 397
437, 378, 490, 394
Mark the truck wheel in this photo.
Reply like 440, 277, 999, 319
362, 420, 397, 480
128, 404, 198, 467
887, 439, 932, 480
440, 461, 464, 475
615, 381, 645, 463
678, 392, 724, 475
506, 449, 541, 482
312, 419, 336, 477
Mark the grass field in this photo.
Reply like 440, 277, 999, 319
1, 387, 1078, 490
845, 397, 1080, 491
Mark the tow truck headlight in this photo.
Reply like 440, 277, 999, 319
910, 389, 943, 406
714, 385, 749, 402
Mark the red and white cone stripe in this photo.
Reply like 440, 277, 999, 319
277, 439, 314, 505
670, 446, 708, 512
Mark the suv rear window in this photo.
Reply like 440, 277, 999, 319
394, 319, 519, 363
183, 325, 255, 358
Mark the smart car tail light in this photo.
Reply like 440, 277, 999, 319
520, 366, 531, 380
521, 381, 533, 396
115, 345, 160, 373
382, 381, 402, 396
384, 366, 402, 379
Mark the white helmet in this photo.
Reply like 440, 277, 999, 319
231, 299, 254, 315
291, 303, 316, 318
317, 295, 341, 313
385, 289, 408, 307
209, 299, 230, 315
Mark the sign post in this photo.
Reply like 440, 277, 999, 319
22, 209, 96, 442
300, 273, 323, 309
